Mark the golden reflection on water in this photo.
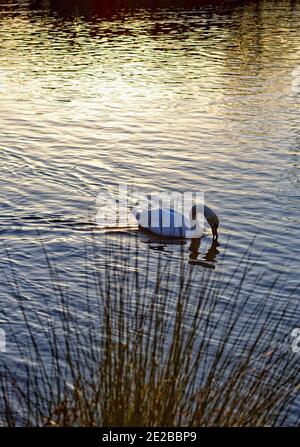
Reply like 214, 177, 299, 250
0, 0, 299, 263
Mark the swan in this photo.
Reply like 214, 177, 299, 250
131, 204, 219, 240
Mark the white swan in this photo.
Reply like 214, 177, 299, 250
131, 204, 219, 240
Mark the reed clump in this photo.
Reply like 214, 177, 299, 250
0, 236, 299, 426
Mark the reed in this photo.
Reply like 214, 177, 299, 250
0, 235, 299, 426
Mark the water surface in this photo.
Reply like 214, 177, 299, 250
0, 0, 299, 423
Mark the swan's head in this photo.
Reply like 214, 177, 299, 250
203, 205, 219, 240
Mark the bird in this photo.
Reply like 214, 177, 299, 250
131, 204, 219, 240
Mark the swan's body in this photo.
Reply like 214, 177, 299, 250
131, 204, 219, 240
132, 207, 202, 238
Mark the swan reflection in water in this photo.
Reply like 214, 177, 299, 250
188, 237, 220, 269
139, 230, 220, 269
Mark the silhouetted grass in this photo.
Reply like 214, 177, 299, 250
0, 235, 299, 426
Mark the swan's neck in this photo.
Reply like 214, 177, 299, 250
189, 204, 204, 223
187, 204, 204, 238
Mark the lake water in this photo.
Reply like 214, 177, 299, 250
0, 0, 299, 424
